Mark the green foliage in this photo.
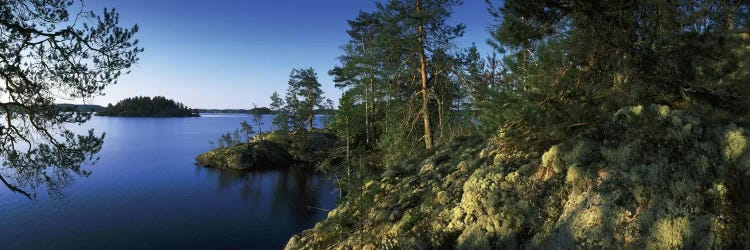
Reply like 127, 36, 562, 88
481, 0, 750, 155
286, 68, 325, 130
240, 120, 255, 142
326, 0, 477, 172
216, 129, 242, 149
55, 104, 106, 112
251, 103, 263, 134
96, 96, 198, 117
270, 91, 290, 132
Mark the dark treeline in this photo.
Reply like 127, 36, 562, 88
198, 107, 273, 115
97, 96, 199, 117
198, 107, 335, 115
55, 104, 106, 112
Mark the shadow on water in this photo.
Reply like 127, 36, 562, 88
194, 164, 336, 220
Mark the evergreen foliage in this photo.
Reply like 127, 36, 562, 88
96, 96, 198, 117
327, 0, 475, 169
251, 103, 264, 134
270, 91, 289, 132
485, 0, 750, 154
287, 68, 325, 130
269, 68, 327, 132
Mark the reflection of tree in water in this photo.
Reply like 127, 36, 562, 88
195, 164, 335, 222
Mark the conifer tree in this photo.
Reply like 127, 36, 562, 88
376, 0, 464, 150
270, 91, 288, 132
286, 68, 325, 131
251, 103, 263, 134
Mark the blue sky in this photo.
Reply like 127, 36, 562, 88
87, 0, 496, 108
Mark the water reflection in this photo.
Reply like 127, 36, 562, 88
195, 165, 336, 220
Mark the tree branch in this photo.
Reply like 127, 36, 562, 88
0, 174, 32, 200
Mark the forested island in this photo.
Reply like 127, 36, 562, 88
97, 96, 199, 117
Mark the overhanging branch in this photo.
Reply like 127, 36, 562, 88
0, 174, 32, 200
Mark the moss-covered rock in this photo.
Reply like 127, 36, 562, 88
285, 105, 750, 249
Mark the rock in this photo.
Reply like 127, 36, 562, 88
196, 129, 338, 171
195, 140, 293, 171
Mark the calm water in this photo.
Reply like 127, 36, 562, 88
0, 114, 337, 249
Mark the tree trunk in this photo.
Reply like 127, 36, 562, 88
416, 0, 433, 150
368, 39, 376, 146
362, 42, 370, 145
308, 82, 314, 130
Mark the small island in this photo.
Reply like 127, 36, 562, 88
195, 130, 337, 171
96, 96, 199, 117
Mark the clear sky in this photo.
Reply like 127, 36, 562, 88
86, 0, 496, 109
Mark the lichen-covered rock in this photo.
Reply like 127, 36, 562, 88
285, 105, 750, 249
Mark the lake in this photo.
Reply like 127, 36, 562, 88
0, 114, 338, 249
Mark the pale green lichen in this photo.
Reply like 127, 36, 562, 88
723, 125, 747, 161
632, 105, 644, 115
285, 105, 750, 250
541, 145, 563, 174
658, 105, 670, 118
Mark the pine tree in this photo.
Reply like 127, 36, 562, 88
330, 11, 381, 147
375, 0, 464, 150
240, 120, 254, 142
251, 103, 263, 134
270, 91, 289, 132
286, 68, 325, 131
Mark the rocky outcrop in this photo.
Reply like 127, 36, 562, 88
195, 140, 293, 171
195, 130, 338, 171
285, 105, 750, 249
